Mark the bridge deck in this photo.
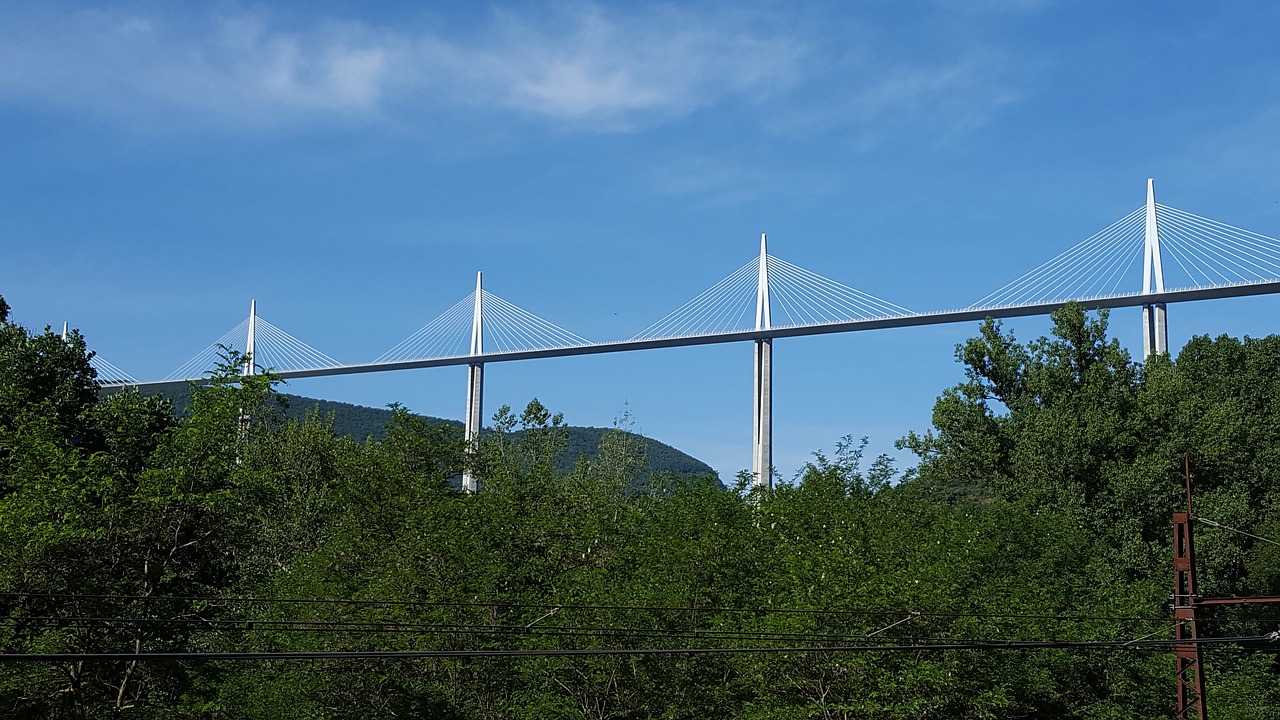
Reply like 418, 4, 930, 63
102, 280, 1280, 388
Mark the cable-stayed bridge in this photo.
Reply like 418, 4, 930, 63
92, 180, 1280, 490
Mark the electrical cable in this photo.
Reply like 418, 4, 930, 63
0, 592, 1185, 624
1196, 517, 1280, 547
19, 612, 1234, 649
1, 634, 1272, 664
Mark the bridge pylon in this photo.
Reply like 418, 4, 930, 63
1142, 178, 1168, 358
244, 299, 257, 376
752, 233, 773, 491
463, 272, 484, 493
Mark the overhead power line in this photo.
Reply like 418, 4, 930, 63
0, 592, 1182, 624
1, 635, 1272, 664
1196, 517, 1280, 547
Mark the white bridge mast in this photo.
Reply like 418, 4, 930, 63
244, 299, 257, 376
1142, 178, 1168, 358
752, 233, 773, 490
463, 272, 484, 493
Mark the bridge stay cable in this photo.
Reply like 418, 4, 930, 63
767, 256, 913, 326
377, 289, 589, 364
164, 308, 340, 382
969, 208, 1146, 309
1157, 204, 1280, 286
60, 322, 141, 385
165, 321, 253, 381
630, 259, 759, 341
970, 203, 1280, 312
631, 254, 912, 342
90, 355, 138, 385
375, 296, 474, 363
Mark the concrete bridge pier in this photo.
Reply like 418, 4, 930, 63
1143, 302, 1168, 357
751, 233, 774, 490
752, 337, 772, 490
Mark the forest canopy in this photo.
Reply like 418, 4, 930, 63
1, 296, 1278, 719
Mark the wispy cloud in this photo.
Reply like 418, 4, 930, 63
1170, 104, 1280, 209
0, 4, 805, 131
0, 9, 399, 123
424, 5, 805, 129
851, 52, 1022, 146
0, 3, 1031, 151
758, 47, 1025, 152
638, 46, 1025, 201
644, 150, 841, 207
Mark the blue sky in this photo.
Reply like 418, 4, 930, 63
3, 1, 1280, 481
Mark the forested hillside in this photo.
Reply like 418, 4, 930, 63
114, 384, 716, 481
3, 294, 1279, 718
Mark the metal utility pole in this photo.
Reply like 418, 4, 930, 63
752, 233, 773, 491
1174, 456, 1280, 718
1173, 457, 1207, 720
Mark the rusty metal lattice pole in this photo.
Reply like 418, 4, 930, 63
1173, 457, 1207, 720
1173, 510, 1207, 719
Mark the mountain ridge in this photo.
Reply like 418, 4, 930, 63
113, 382, 718, 480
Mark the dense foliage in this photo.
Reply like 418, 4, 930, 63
2, 296, 1278, 718
118, 385, 715, 480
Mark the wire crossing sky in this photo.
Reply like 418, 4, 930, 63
3, 1, 1280, 480
631, 252, 914, 341
971, 204, 1280, 309
376, 287, 589, 363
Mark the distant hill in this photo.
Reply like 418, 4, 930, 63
109, 383, 718, 481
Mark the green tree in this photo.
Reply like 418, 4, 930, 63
0, 297, 99, 495
0, 308, 288, 716
899, 304, 1280, 715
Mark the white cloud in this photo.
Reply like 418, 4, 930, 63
455, 5, 804, 127
752, 46, 1025, 152
855, 53, 1021, 139
255, 36, 391, 109
0, 3, 1029, 148
0, 4, 805, 131
0, 9, 401, 125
